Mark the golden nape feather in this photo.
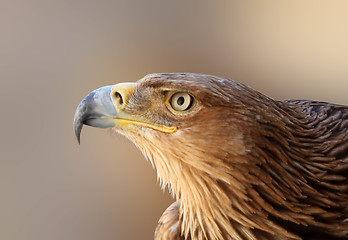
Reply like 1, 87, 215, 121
74, 73, 348, 240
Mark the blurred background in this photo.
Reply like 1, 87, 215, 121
1, 0, 347, 239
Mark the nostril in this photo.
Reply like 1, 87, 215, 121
110, 83, 136, 108
114, 92, 124, 105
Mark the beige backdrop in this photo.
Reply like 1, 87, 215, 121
1, 1, 347, 240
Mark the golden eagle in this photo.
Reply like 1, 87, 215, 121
74, 73, 348, 240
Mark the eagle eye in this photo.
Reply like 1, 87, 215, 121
169, 92, 194, 111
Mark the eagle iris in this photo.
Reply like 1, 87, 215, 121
169, 92, 194, 111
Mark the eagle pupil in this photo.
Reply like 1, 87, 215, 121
177, 97, 185, 106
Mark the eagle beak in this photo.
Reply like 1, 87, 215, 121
73, 83, 136, 144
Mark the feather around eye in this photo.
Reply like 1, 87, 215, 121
169, 92, 194, 111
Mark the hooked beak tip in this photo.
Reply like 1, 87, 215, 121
73, 85, 117, 145
74, 117, 83, 145
75, 129, 81, 145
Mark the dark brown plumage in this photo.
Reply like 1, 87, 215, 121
74, 73, 348, 240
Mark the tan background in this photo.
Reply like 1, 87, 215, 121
1, 1, 347, 240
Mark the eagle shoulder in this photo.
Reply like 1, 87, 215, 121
155, 202, 185, 240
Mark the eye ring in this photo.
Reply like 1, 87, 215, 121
169, 92, 194, 112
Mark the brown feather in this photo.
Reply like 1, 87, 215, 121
155, 202, 183, 240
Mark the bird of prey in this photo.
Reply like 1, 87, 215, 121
74, 73, 348, 240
